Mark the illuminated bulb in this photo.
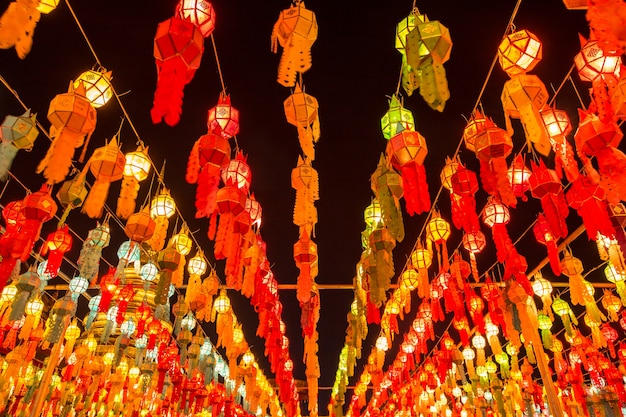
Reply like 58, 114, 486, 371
376, 336, 389, 351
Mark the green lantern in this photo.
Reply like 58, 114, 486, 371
381, 95, 415, 139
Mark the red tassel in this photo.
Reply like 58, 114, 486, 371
401, 164, 430, 215
366, 296, 381, 324
491, 158, 516, 207
479, 160, 496, 195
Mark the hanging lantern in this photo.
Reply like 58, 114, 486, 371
56, 172, 88, 224
0, 109, 38, 181
381, 95, 415, 140
370, 154, 404, 242
552, 298, 578, 338
41, 225, 73, 278
124, 207, 156, 243
82, 136, 126, 219
68, 275, 89, 301
386, 130, 430, 215
147, 188, 177, 252
605, 263, 626, 305
176, 0, 216, 37
294, 229, 318, 304
171, 227, 193, 256
528, 159, 569, 239
151, 15, 205, 126
450, 163, 480, 234
602, 290, 622, 322
574, 35, 621, 84
77, 221, 110, 285
186, 131, 231, 218
284, 82, 320, 161
482, 197, 512, 263
497, 29, 542, 77
73, 68, 114, 108
245, 193, 262, 230
155, 242, 181, 306
37, 0, 59, 13
425, 213, 450, 273
507, 155, 531, 200
533, 213, 561, 276
37, 82, 97, 184
271, 1, 318, 87
566, 174, 616, 239
186, 251, 208, 308
222, 151, 251, 192
462, 230, 486, 282
207, 92, 240, 139
117, 145, 151, 220
0, 0, 42, 58
410, 241, 432, 299
292, 156, 319, 231
540, 107, 579, 182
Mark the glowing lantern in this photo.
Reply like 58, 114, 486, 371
381, 95, 415, 140
507, 155, 531, 199
540, 107, 579, 182
605, 263, 626, 305
533, 213, 561, 276
497, 29, 542, 76
74, 69, 114, 108
294, 229, 318, 304
364, 199, 383, 230
176, 0, 216, 37
213, 289, 231, 315
292, 156, 319, 231
207, 92, 240, 139
245, 193, 262, 229
148, 188, 177, 252
462, 230, 486, 282
528, 159, 569, 239
462, 346, 476, 377
552, 298, 578, 338
403, 9, 452, 111
425, 214, 450, 273
566, 175, 615, 240
222, 152, 251, 192
37, 82, 97, 184
400, 269, 419, 291
375, 336, 389, 352
370, 155, 404, 242
450, 163, 480, 234
151, 15, 205, 126
186, 131, 230, 218
271, 2, 318, 87
0, 110, 38, 181
69, 276, 89, 301
41, 225, 73, 278
602, 291, 622, 321
124, 207, 156, 243
37, 0, 59, 13
574, 36, 621, 83
463, 111, 487, 153
117, 145, 151, 219
171, 227, 193, 256
440, 156, 460, 191
284, 82, 320, 160
386, 130, 430, 215
82, 136, 126, 219
410, 241, 432, 299
532, 272, 553, 312
471, 334, 486, 366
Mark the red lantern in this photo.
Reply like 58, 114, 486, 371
566, 174, 616, 240
540, 107, 579, 182
575, 35, 621, 84
533, 213, 561, 276
482, 197, 511, 263
450, 163, 480, 234
528, 159, 569, 239
507, 154, 531, 200
294, 230, 317, 304
207, 92, 239, 139
462, 230, 486, 282
98, 268, 118, 313
41, 225, 73, 278
386, 130, 430, 215
151, 16, 205, 126
176, 0, 216, 38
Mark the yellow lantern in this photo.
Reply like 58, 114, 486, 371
364, 199, 383, 230
148, 188, 176, 252
440, 156, 460, 190
400, 269, 419, 291
171, 227, 193, 256
37, 0, 60, 13
117, 145, 151, 219
425, 215, 450, 243
214, 289, 231, 315
497, 29, 542, 77
74, 69, 114, 109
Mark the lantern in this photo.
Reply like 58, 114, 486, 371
151, 15, 205, 126
528, 159, 569, 239
370, 155, 404, 242
292, 156, 319, 232
386, 130, 430, 215
552, 298, 578, 338
56, 173, 88, 224
155, 242, 181, 306
207, 92, 240, 139
186, 131, 231, 218
117, 145, 151, 219
176, 0, 216, 37
294, 229, 318, 304
410, 241, 432, 299
462, 230, 486, 282
566, 175, 616, 240
602, 290, 621, 321
574, 35, 621, 84
147, 188, 177, 252
186, 251, 208, 307
531, 272, 553, 313
37, 82, 97, 184
82, 136, 126, 219
507, 155, 531, 199
222, 152, 251, 192
284, 82, 320, 161
381, 95, 415, 139
124, 207, 156, 243
425, 214, 451, 273
271, 1, 318, 87
533, 213, 561, 276
497, 29, 542, 77
450, 163, 480, 234
78, 222, 110, 284
605, 263, 626, 305
37, 0, 59, 13
0, 109, 38, 181
540, 107, 579, 182
537, 314, 554, 350
74, 68, 114, 108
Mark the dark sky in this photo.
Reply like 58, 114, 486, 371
0, 0, 609, 414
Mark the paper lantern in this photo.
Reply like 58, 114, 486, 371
171, 228, 193, 256
565, 175, 615, 239
605, 263, 626, 305
41, 225, 73, 278
497, 29, 542, 76
294, 230, 318, 304
462, 230, 486, 282
292, 156, 319, 230
207, 92, 239, 139
507, 155, 531, 199
56, 173, 88, 224
0, 110, 38, 181
151, 16, 205, 126
117, 145, 151, 220
78, 222, 110, 284
271, 2, 318, 87
284, 83, 320, 160
222, 152, 251, 192
74, 69, 114, 108
528, 160, 569, 239
611, 73, 626, 120
37, 0, 59, 13
176, 0, 216, 37
124, 208, 156, 243
410, 242, 432, 299
381, 95, 415, 140
155, 243, 181, 305
186, 131, 231, 218
386, 130, 430, 215
245, 193, 262, 230
37, 82, 97, 184
0, 0, 42, 58
450, 163, 480, 234
82, 136, 126, 219
533, 213, 561, 276
574, 36, 621, 83
540, 107, 579, 182
482, 197, 514, 264
370, 154, 404, 242
552, 298, 578, 338
602, 291, 622, 322
425, 214, 450, 273
213, 289, 231, 315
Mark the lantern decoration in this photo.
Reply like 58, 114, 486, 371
482, 197, 512, 263
574, 109, 626, 205
186, 130, 231, 218
612, 70, 626, 120
450, 162, 480, 235
498, 30, 551, 156
398, 8, 452, 111
207, 92, 240, 139
467, 290, 486, 335
0, 110, 38, 181
462, 230, 486, 282
147, 188, 177, 252
155, 242, 182, 306
292, 156, 319, 232
586, 1, 626, 56
371, 155, 404, 242
466, 114, 516, 207
552, 297, 578, 339
73, 68, 114, 109
41, 225, 73, 278
386, 130, 430, 215
566, 174, 616, 241
37, 82, 97, 184
528, 159, 569, 240
271, 1, 318, 87
117, 145, 151, 220
507, 155, 532, 201
186, 251, 208, 307
56, 172, 88, 224
410, 241, 432, 299
605, 263, 626, 305
114, 240, 141, 283
365, 226, 396, 307
540, 107, 579, 182
0, 0, 42, 58
176, 0, 216, 37
81, 136, 126, 219
575, 35, 621, 85
294, 229, 318, 304
532, 272, 554, 316
425, 212, 451, 273
0, 186, 57, 293
381, 95, 415, 139
124, 206, 156, 244
532, 213, 561, 276
151, 12, 205, 126
42, 294, 76, 346
9, 270, 40, 323
284, 82, 320, 161
602, 290, 622, 321
21, 294, 44, 342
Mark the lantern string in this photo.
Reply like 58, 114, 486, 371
0, 74, 52, 139
569, 75, 587, 110
548, 64, 576, 107
210, 33, 227, 94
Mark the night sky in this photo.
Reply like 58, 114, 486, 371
0, 0, 613, 414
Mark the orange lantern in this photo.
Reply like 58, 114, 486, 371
117, 145, 151, 220
386, 130, 430, 215
292, 156, 319, 231
284, 82, 320, 161
124, 207, 156, 243
294, 230, 318, 304
450, 163, 480, 234
497, 29, 542, 77
540, 107, 579, 182
507, 155, 531, 200
82, 136, 126, 219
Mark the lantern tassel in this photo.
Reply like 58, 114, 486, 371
0, 142, 18, 182
117, 176, 140, 220
0, 0, 40, 59
401, 164, 431, 216
37, 129, 82, 185
418, 59, 449, 112
82, 180, 110, 219
196, 166, 221, 218
151, 59, 190, 127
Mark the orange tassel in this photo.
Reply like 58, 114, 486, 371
82, 180, 110, 219
37, 129, 82, 185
